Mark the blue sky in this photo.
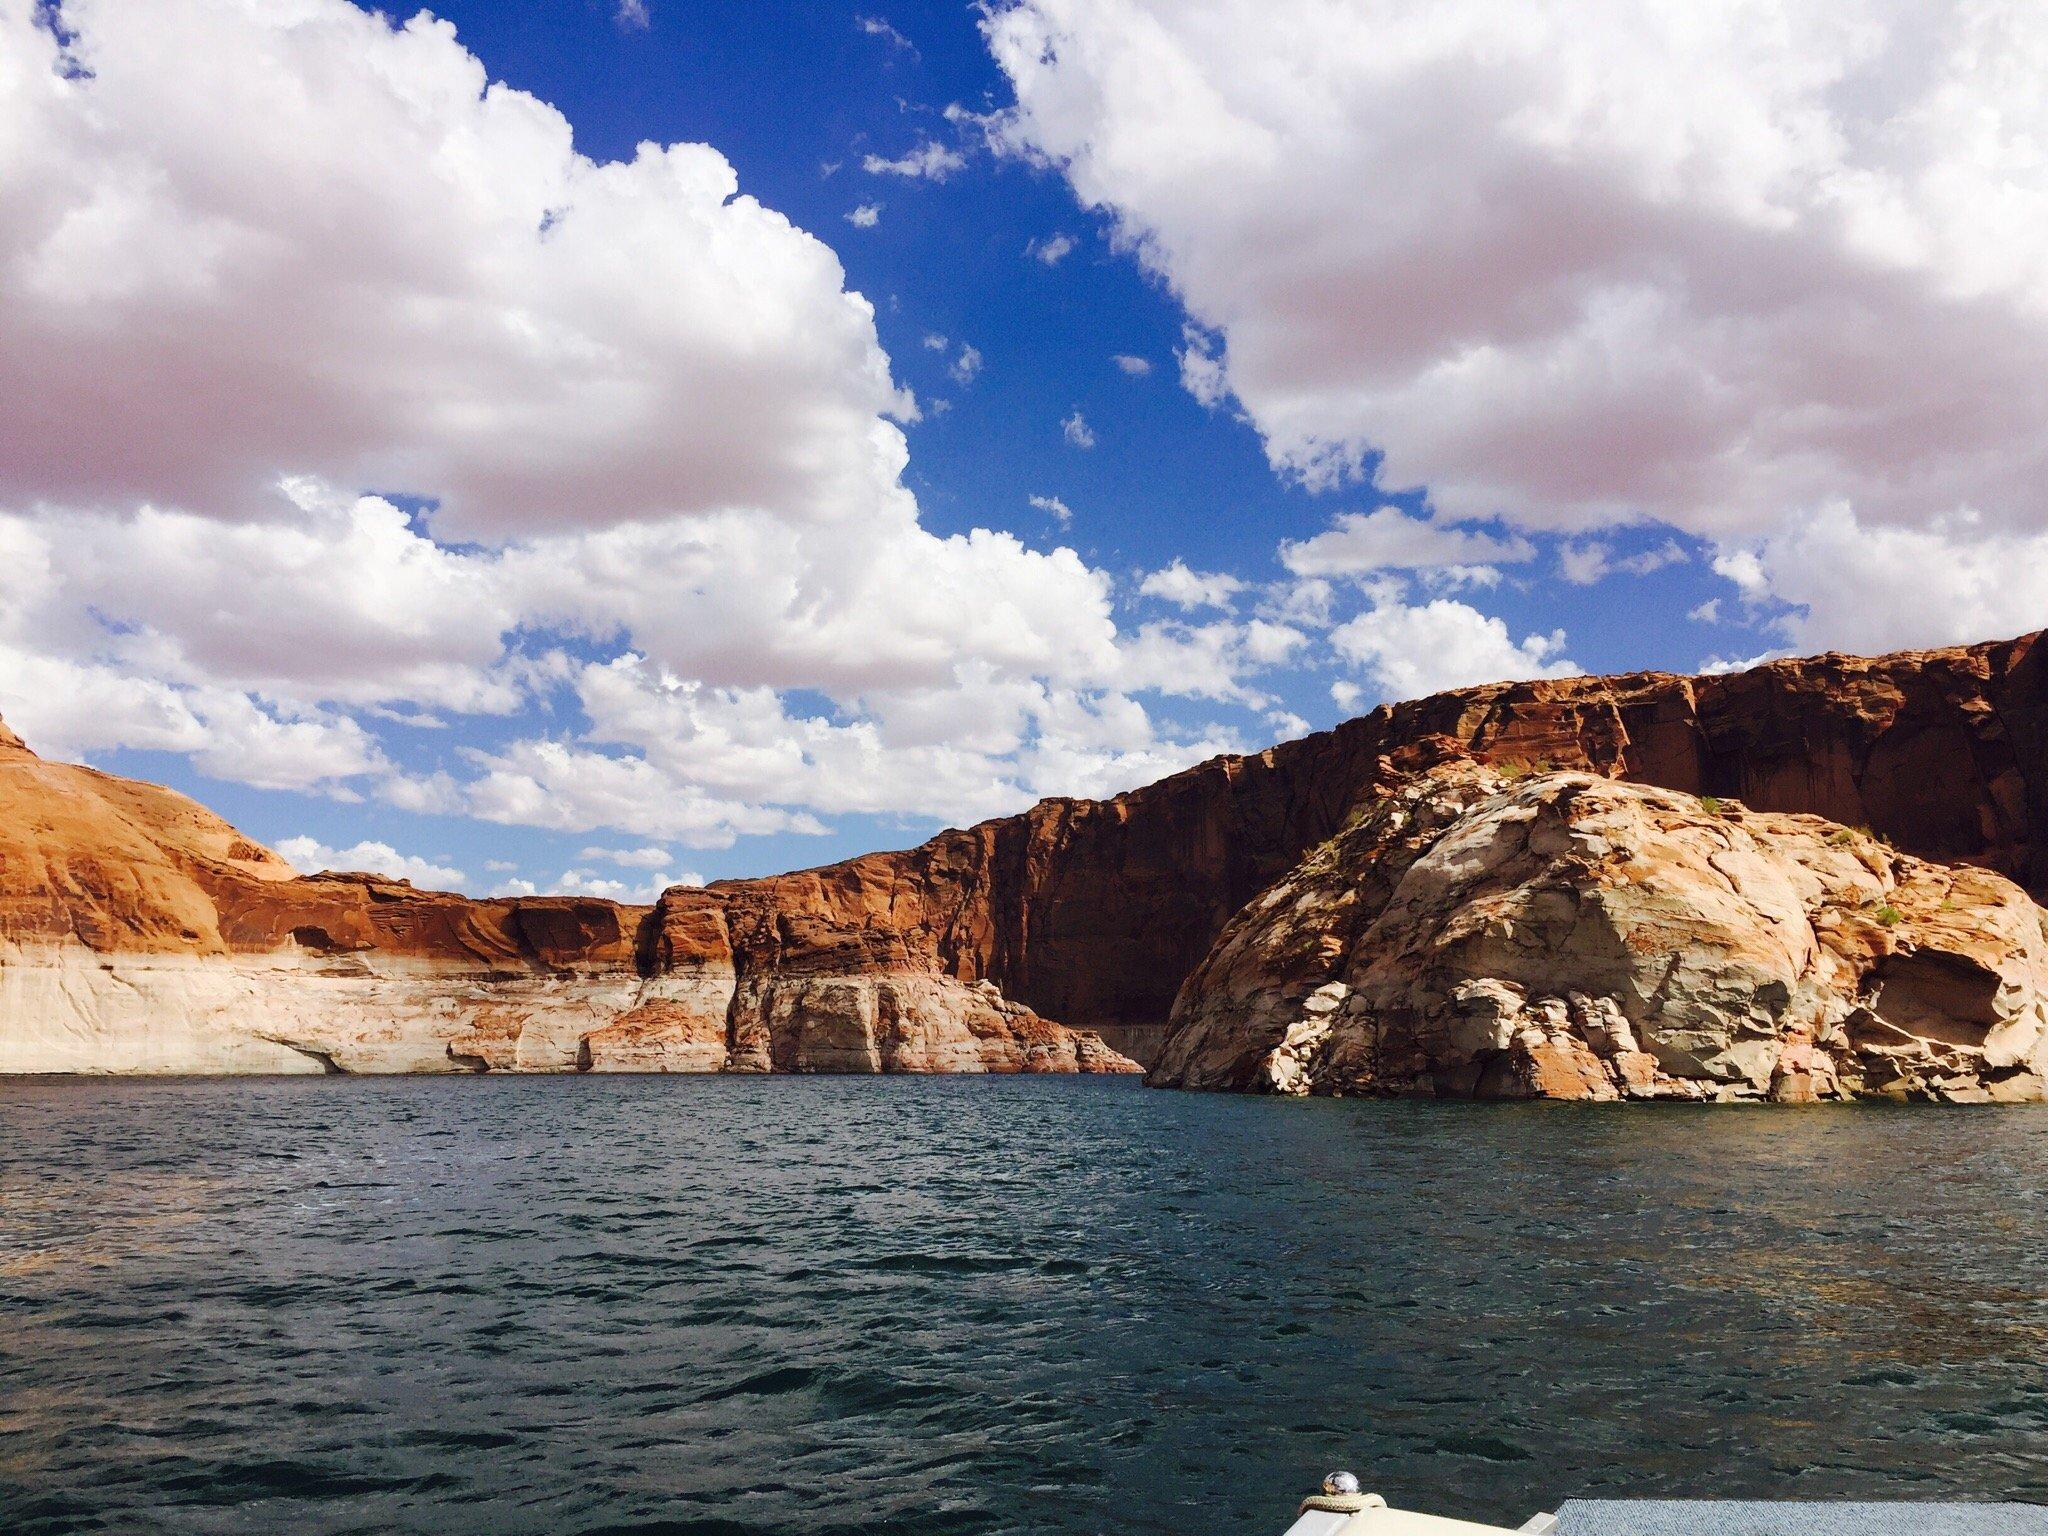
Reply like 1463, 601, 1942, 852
4, 0, 2043, 899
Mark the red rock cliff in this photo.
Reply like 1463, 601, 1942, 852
3, 631, 2041, 1073
0, 722, 1131, 1075
683, 631, 2048, 1036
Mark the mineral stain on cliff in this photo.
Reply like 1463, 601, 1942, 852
2, 631, 2046, 1091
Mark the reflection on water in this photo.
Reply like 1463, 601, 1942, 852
1, 1076, 2045, 1535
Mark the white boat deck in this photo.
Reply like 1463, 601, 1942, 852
1284, 1486, 2048, 1536
1555, 1503, 2048, 1535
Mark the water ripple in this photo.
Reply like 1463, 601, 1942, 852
1, 1077, 2045, 1534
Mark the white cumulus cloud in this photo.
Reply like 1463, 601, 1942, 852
545, 867, 697, 904
0, 0, 1244, 841
276, 836, 467, 891
5, 0, 917, 538
1330, 599, 1581, 702
1281, 508, 1533, 580
1712, 504, 2048, 656
578, 844, 677, 870
985, 0, 2048, 649
1138, 560, 1243, 612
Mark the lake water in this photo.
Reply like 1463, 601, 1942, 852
3, 1076, 2045, 1535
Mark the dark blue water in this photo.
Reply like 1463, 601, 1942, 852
2, 1077, 2046, 1535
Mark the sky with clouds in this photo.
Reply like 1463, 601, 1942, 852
4, 0, 2045, 899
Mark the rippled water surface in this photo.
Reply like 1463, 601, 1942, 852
3, 1077, 2047, 1534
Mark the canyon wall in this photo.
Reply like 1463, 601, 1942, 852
732, 631, 2048, 1037
3, 631, 2042, 1076
0, 721, 1131, 1075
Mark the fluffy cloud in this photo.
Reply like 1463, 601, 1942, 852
1699, 650, 1789, 677
1116, 619, 1301, 705
550, 867, 698, 903
1281, 508, 1533, 579
987, 0, 2048, 533
0, 517, 393, 793
1330, 599, 1580, 702
1061, 410, 1096, 448
1138, 560, 1243, 612
578, 845, 676, 870
1712, 503, 2048, 656
1111, 354, 1152, 376
462, 654, 1243, 834
0, 599, 295, 796
985, 0, 2048, 644
6, 0, 916, 538
0, 0, 1249, 848
11, 484, 521, 715
1028, 232, 1076, 265
501, 515, 1122, 696
1558, 538, 1688, 587
275, 836, 466, 890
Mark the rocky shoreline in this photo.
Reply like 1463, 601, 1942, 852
3, 631, 2046, 1095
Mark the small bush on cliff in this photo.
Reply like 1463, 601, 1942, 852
1875, 905, 1903, 927
1698, 795, 1723, 814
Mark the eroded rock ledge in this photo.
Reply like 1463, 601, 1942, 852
1151, 762, 2048, 1102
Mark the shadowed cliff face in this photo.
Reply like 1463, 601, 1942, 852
680, 632, 2048, 1033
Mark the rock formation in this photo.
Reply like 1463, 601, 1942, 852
0, 723, 1134, 1075
3, 629, 2045, 1083
617, 631, 2048, 1049
1151, 761, 2048, 1102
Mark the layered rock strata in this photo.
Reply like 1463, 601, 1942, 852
1152, 763, 2048, 1102
0, 723, 1134, 1075
602, 631, 2048, 1042
4, 629, 2045, 1080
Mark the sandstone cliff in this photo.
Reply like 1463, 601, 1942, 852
1151, 761, 2048, 1102
650, 630, 2048, 1045
4, 629, 2044, 1081
0, 725, 1134, 1075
